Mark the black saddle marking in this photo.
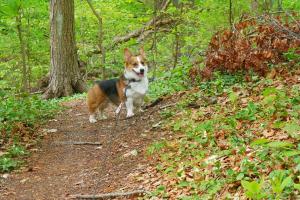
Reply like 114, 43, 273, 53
96, 79, 120, 105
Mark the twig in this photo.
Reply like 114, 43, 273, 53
70, 190, 147, 200
72, 142, 102, 145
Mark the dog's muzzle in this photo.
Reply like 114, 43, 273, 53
134, 68, 145, 77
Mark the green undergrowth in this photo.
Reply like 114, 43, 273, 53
148, 65, 191, 101
146, 70, 300, 199
51, 92, 87, 103
0, 93, 61, 173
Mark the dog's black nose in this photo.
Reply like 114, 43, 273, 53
140, 69, 145, 74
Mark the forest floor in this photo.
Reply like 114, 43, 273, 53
0, 97, 172, 200
1, 69, 299, 200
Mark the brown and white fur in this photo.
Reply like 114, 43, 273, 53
87, 48, 149, 123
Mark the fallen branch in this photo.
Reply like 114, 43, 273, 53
54, 141, 102, 146
285, 11, 300, 29
265, 16, 300, 40
70, 190, 147, 200
144, 96, 164, 109
159, 102, 177, 109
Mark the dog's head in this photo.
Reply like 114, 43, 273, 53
124, 48, 148, 80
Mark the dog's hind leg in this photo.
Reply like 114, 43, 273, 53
88, 105, 98, 123
87, 85, 106, 123
98, 101, 108, 120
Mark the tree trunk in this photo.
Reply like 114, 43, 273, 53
229, 0, 233, 28
173, 4, 183, 69
86, 0, 106, 79
26, 8, 31, 90
16, 10, 29, 92
43, 0, 86, 99
277, 0, 282, 11
152, 0, 158, 78
173, 26, 180, 69
251, 0, 259, 15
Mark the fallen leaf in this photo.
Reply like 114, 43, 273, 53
44, 129, 58, 133
2, 174, 9, 179
123, 149, 138, 157
20, 178, 29, 184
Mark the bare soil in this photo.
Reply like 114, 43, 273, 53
0, 98, 167, 200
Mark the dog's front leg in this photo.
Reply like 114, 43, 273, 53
134, 98, 144, 113
125, 97, 134, 118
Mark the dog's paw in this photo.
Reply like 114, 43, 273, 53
126, 113, 134, 118
89, 115, 97, 123
100, 115, 107, 120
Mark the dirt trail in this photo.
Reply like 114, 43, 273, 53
0, 99, 165, 200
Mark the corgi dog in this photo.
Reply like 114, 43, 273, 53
87, 48, 149, 123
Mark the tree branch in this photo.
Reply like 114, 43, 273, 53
110, 0, 173, 48
86, 0, 102, 22
112, 18, 176, 47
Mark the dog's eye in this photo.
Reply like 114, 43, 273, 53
141, 61, 145, 65
133, 63, 138, 67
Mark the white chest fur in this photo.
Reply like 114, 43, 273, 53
128, 78, 148, 96
123, 77, 148, 118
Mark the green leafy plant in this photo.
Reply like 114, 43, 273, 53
269, 170, 293, 199
0, 94, 60, 172
283, 121, 300, 139
241, 179, 267, 200
8, 144, 27, 157
261, 87, 289, 119
283, 48, 300, 61
147, 141, 167, 155
235, 102, 258, 121
0, 156, 18, 172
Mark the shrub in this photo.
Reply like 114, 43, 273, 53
202, 14, 300, 79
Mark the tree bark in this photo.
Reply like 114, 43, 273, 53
43, 0, 86, 99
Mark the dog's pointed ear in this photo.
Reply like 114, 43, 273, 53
124, 48, 132, 62
139, 47, 146, 58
